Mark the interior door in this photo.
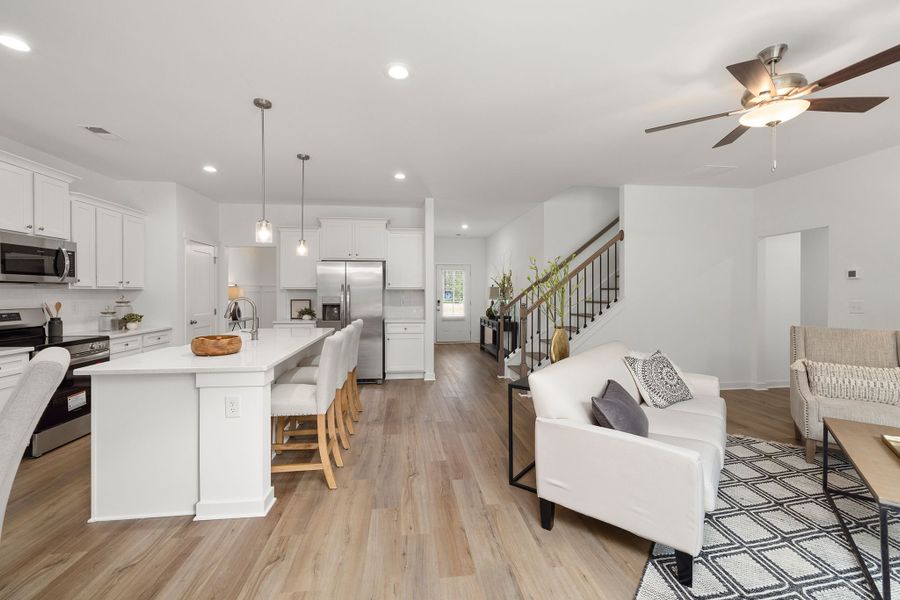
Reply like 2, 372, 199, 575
435, 264, 471, 343
186, 242, 217, 341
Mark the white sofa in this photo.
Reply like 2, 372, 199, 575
527, 341, 726, 587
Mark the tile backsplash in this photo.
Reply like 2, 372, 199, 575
384, 289, 425, 320
0, 285, 141, 331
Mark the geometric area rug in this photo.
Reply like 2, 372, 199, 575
635, 435, 900, 599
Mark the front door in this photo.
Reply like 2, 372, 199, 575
186, 241, 217, 341
435, 264, 470, 342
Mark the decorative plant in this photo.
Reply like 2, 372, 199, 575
296, 307, 317, 320
122, 313, 143, 323
525, 254, 579, 329
485, 305, 496, 319
491, 270, 514, 305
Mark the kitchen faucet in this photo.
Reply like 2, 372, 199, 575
225, 296, 259, 340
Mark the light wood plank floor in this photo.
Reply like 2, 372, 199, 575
0, 344, 792, 599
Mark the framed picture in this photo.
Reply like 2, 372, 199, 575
290, 298, 312, 320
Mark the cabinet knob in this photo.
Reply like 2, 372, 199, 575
190, 320, 198, 325
26, 224, 33, 230
126, 281, 130, 284
118, 281, 123, 284
38, 226, 45, 231
76, 278, 81, 283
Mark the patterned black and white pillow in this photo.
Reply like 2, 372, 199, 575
623, 350, 693, 408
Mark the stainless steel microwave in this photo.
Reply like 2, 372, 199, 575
0, 232, 76, 284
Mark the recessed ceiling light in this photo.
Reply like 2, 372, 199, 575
386, 63, 410, 80
393, 172, 406, 180
0, 34, 31, 53
461, 224, 469, 229
203, 165, 218, 173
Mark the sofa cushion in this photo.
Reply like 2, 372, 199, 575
642, 405, 726, 467
805, 360, 900, 406
624, 351, 693, 408
665, 394, 727, 422
807, 395, 900, 432
649, 433, 721, 511
591, 380, 648, 437
801, 326, 899, 368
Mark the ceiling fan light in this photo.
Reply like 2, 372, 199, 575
739, 99, 810, 128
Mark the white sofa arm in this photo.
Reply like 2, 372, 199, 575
682, 372, 720, 397
536, 418, 705, 556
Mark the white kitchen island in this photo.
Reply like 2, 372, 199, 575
76, 327, 332, 522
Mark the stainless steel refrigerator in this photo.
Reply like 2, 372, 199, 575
317, 261, 384, 382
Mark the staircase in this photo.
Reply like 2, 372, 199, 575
496, 218, 623, 378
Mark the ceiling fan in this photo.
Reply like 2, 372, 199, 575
645, 42, 900, 151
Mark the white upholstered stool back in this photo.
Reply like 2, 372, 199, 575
0, 347, 69, 540
313, 331, 345, 413
349, 319, 363, 372
336, 323, 355, 388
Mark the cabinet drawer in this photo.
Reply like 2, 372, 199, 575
142, 331, 171, 349
0, 354, 28, 391
385, 323, 424, 334
111, 337, 142, 355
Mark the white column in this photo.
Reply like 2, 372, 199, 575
424, 197, 436, 380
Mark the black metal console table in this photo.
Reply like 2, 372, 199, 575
508, 376, 536, 493
480, 316, 518, 359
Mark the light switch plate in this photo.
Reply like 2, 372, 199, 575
849, 301, 864, 315
225, 396, 241, 418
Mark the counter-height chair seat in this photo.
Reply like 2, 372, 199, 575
270, 331, 344, 489
0, 348, 69, 540
281, 323, 356, 450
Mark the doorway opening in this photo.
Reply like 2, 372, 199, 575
222, 245, 277, 330
435, 264, 471, 343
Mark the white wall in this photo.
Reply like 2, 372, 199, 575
435, 236, 487, 342
759, 233, 801, 387
226, 247, 276, 287
800, 227, 829, 327
755, 144, 900, 331
485, 186, 619, 295
578, 185, 758, 388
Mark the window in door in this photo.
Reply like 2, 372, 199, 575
441, 268, 466, 319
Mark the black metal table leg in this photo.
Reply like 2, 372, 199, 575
881, 506, 891, 600
507, 377, 536, 494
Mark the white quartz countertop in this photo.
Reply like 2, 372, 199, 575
76, 328, 332, 376
272, 320, 316, 325
68, 323, 173, 340
0, 347, 32, 358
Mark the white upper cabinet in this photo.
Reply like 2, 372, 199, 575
33, 174, 71, 239
96, 208, 123, 288
386, 229, 425, 289
0, 151, 78, 238
278, 228, 319, 289
70, 199, 96, 288
0, 161, 33, 234
122, 215, 145, 288
319, 218, 387, 260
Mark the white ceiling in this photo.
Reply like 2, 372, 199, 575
1, 1, 899, 236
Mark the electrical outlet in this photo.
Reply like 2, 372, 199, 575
225, 396, 241, 418
849, 301, 865, 315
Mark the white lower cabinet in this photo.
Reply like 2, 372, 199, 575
385, 322, 424, 377
109, 328, 172, 360
0, 352, 30, 410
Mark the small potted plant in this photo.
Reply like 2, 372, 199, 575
122, 313, 143, 331
296, 307, 317, 321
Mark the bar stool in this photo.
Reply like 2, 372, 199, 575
347, 319, 363, 420
281, 324, 356, 450
270, 330, 344, 489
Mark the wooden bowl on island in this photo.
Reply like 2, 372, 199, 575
191, 334, 242, 356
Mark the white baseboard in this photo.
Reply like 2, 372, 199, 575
720, 380, 788, 391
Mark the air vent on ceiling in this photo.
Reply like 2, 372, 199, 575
691, 164, 738, 178
80, 126, 122, 140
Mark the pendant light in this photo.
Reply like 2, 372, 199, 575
253, 98, 273, 243
296, 153, 310, 255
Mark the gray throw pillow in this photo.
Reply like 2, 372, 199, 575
591, 380, 649, 437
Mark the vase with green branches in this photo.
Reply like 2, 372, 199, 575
490, 269, 514, 315
525, 254, 578, 362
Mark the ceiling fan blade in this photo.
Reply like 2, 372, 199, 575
810, 43, 900, 91
713, 124, 750, 148
726, 59, 777, 96
645, 111, 736, 133
806, 96, 889, 112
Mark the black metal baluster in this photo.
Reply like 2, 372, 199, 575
614, 240, 619, 303
606, 247, 611, 309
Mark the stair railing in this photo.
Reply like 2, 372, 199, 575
496, 217, 621, 376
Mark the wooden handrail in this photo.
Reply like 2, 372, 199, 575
521, 230, 624, 319
498, 216, 620, 312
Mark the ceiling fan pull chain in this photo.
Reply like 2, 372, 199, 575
771, 125, 777, 172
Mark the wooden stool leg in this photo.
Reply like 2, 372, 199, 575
327, 404, 343, 467
335, 387, 350, 450
342, 384, 356, 435
354, 370, 362, 413
274, 416, 284, 454
317, 414, 336, 489
348, 371, 360, 421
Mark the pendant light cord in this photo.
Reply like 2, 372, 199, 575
300, 158, 305, 233
261, 105, 267, 221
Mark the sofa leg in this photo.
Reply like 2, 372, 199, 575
793, 424, 802, 442
539, 498, 555, 531
805, 438, 816, 464
674, 550, 693, 587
